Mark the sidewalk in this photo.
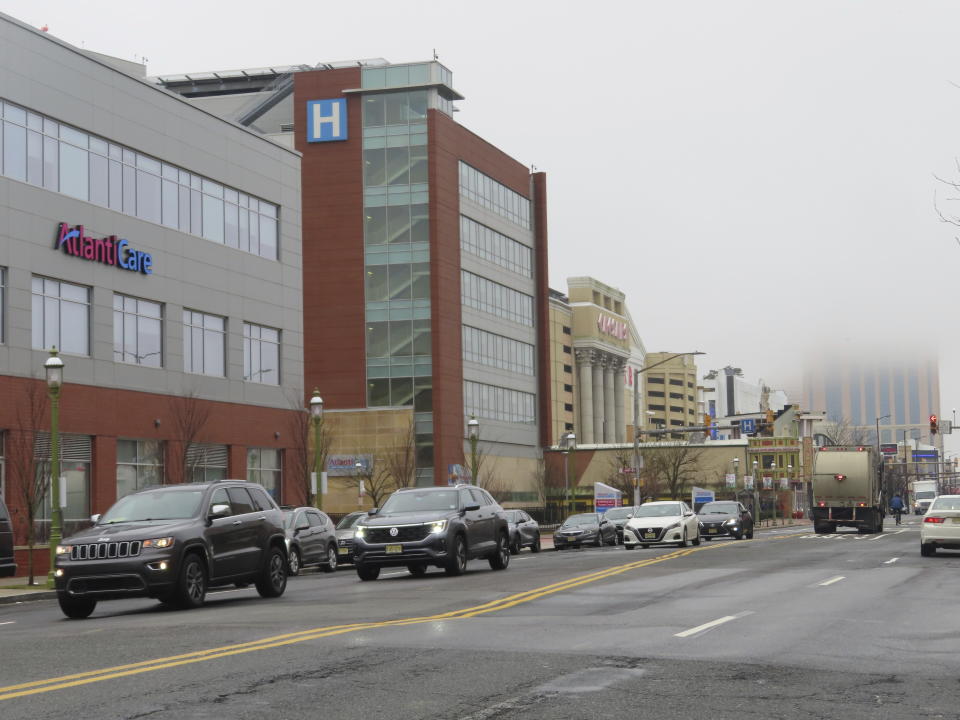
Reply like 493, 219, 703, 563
0, 575, 57, 605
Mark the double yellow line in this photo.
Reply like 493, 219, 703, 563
0, 538, 761, 701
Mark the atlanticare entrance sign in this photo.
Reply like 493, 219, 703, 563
55, 223, 153, 275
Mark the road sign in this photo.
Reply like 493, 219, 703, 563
740, 418, 757, 435
941, 420, 953, 435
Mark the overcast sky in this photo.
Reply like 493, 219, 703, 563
5, 1, 959, 448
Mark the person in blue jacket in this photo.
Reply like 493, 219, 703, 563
890, 492, 905, 525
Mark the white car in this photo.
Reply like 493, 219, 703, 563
623, 501, 700, 549
920, 494, 960, 556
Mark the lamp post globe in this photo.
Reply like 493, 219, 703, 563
44, 348, 64, 589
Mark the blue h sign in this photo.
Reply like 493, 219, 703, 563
740, 418, 756, 435
306, 99, 348, 142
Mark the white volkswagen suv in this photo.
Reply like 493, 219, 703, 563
920, 495, 960, 556
624, 501, 700, 549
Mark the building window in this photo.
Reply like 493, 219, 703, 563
670, 419, 683, 426
669, 379, 683, 386
670, 406, 683, 413
669, 392, 683, 399
459, 215, 532, 277
1, 99, 279, 260
464, 380, 536, 424
563, 383, 573, 393
648, 377, 664, 384
31, 276, 89, 354
248, 447, 282, 499
649, 391, 665, 398
113, 294, 162, 367
562, 326, 571, 335
564, 403, 574, 412
34, 432, 90, 540
186, 443, 227, 483
116, 439, 164, 498
458, 162, 530, 229
563, 364, 573, 373
649, 404, 665, 411
562, 345, 571, 354
564, 422, 574, 431
243, 322, 280, 385
183, 310, 225, 376
462, 325, 534, 375
461, 270, 533, 326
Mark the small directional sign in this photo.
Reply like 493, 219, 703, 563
740, 418, 757, 435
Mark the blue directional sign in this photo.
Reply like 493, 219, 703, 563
740, 418, 757, 435
306, 99, 348, 142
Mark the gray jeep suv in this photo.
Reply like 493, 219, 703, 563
54, 480, 288, 618
352, 484, 510, 580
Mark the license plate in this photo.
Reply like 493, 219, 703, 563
385, 544, 403, 554
338, 547, 350, 555
643, 533, 657, 539
708, 528, 718, 534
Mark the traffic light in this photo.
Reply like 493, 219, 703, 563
931, 414, 939, 435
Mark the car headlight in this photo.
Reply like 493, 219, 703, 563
724, 519, 739, 526
56, 544, 73, 555
355, 526, 366, 539
142, 536, 174, 549
428, 520, 446, 534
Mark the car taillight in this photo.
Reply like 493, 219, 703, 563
857, 503, 866, 507
924, 517, 946, 524
818, 502, 826, 507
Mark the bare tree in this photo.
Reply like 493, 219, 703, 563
818, 417, 871, 447
603, 448, 637, 498
382, 418, 417, 490
9, 383, 50, 585
530, 453, 549, 508
167, 390, 211, 484
645, 444, 705, 500
339, 453, 394, 509
283, 392, 333, 506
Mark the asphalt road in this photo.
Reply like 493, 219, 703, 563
1, 516, 958, 720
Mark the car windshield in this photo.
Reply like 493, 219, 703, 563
603, 508, 634, 520
634, 504, 682, 517
929, 498, 960, 511
336, 512, 365, 529
282, 511, 302, 530
562, 514, 597, 526
699, 503, 739, 515
100, 489, 203, 523
916, 491, 936, 499
379, 490, 459, 513
504, 510, 521, 523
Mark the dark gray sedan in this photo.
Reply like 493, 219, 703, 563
504, 509, 541, 554
282, 507, 339, 575
553, 512, 617, 549
697, 501, 754, 540
601, 506, 638, 544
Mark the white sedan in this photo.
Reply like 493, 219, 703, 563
920, 495, 960, 556
623, 501, 700, 549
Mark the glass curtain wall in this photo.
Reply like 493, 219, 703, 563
362, 83, 434, 483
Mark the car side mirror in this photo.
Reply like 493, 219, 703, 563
209, 503, 231, 520
462, 503, 480, 513
90, 513, 101, 524
367, 508, 378, 516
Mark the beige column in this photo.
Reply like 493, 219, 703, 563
576, 350, 594, 444
592, 355, 604, 444
613, 359, 626, 443
603, 357, 615, 444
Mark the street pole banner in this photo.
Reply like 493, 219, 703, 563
725, 473, 736, 489
763, 476, 773, 489
779, 477, 790, 490
744, 475, 754, 490
594, 482, 622, 513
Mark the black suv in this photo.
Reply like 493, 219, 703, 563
353, 484, 510, 580
54, 480, 288, 619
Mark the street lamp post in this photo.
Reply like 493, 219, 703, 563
752, 459, 760, 525
561, 431, 576, 516
732, 456, 740, 500
354, 460, 364, 505
309, 389, 324, 510
44, 348, 64, 589
770, 460, 778, 526
788, 463, 795, 517
467, 416, 480, 484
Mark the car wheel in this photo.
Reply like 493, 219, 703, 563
814, 524, 829, 534
322, 545, 338, 574
357, 564, 381, 581
692, 531, 701, 546
288, 547, 302, 576
641, 544, 649, 549
605, 532, 617, 546
510, 535, 522, 555
593, 534, 603, 547
255, 546, 288, 598
489, 532, 510, 571
58, 595, 97, 619
176, 553, 207, 609
745, 528, 754, 539
407, 563, 427, 577
624, 544, 635, 550
677, 530, 688, 548
530, 533, 541, 553
921, 542, 936, 557
445, 534, 468, 576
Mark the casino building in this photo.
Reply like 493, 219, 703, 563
155, 59, 551, 500
0, 13, 304, 563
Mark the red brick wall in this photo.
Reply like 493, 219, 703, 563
294, 69, 366, 409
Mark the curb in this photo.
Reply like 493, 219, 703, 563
0, 590, 57, 605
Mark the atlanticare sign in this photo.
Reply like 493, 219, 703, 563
55, 223, 153, 275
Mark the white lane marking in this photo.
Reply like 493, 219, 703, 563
883, 558, 900, 564
0, 621, 15, 626
818, 576, 846, 586
675, 615, 739, 638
